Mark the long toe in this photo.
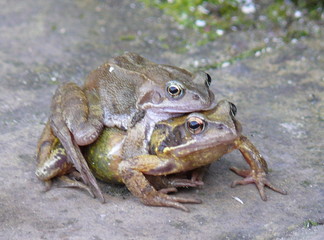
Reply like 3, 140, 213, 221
264, 180, 287, 195
168, 195, 202, 204
230, 167, 251, 178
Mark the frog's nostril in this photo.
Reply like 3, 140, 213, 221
193, 94, 200, 100
216, 123, 225, 130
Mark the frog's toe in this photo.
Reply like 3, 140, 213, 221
143, 192, 201, 212
230, 169, 287, 201
158, 187, 178, 194
43, 180, 53, 192
231, 175, 269, 201
230, 167, 251, 178
161, 200, 190, 212
168, 195, 202, 204
261, 178, 287, 196
170, 178, 204, 188
58, 176, 96, 199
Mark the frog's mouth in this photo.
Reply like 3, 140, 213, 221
157, 101, 215, 114
161, 88, 216, 113
171, 132, 239, 158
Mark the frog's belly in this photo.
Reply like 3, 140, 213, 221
81, 128, 126, 183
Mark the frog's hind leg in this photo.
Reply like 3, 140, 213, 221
36, 121, 63, 190
57, 175, 95, 198
49, 83, 105, 202
36, 124, 94, 197
59, 83, 104, 146
36, 122, 74, 189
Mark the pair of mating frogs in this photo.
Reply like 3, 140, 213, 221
36, 53, 286, 211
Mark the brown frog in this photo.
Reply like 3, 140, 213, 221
36, 100, 287, 211
37, 53, 215, 201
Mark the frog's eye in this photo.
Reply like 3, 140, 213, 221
186, 116, 205, 134
166, 81, 184, 99
229, 102, 237, 116
205, 73, 212, 88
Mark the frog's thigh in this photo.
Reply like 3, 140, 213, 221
35, 140, 73, 182
59, 83, 103, 146
36, 137, 95, 197
36, 121, 57, 169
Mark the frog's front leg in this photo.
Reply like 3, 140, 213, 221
231, 135, 287, 200
118, 156, 202, 212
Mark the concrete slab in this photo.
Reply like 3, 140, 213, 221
0, 1, 323, 239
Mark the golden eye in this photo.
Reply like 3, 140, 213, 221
166, 82, 184, 98
186, 116, 205, 134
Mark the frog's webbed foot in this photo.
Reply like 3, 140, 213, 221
57, 175, 95, 198
142, 192, 202, 212
233, 135, 287, 200
230, 167, 287, 201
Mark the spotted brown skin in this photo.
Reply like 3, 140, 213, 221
36, 100, 286, 211
36, 52, 215, 200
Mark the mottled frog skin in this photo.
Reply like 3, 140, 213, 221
37, 52, 215, 201
36, 100, 286, 211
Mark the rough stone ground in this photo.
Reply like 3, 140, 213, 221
0, 1, 323, 239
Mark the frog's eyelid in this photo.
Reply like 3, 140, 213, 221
186, 113, 205, 120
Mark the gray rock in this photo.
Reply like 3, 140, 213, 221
0, 0, 323, 239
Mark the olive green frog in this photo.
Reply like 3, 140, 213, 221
36, 100, 286, 211
38, 53, 215, 201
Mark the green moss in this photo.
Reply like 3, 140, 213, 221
175, 46, 189, 54
300, 180, 312, 187
160, 43, 170, 49
140, 0, 253, 42
197, 45, 265, 70
262, 2, 290, 24
140, 0, 323, 45
303, 219, 321, 228
51, 24, 57, 31
283, 30, 309, 43
119, 35, 136, 41
291, 0, 324, 20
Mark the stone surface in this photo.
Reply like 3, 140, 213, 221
0, 0, 323, 239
